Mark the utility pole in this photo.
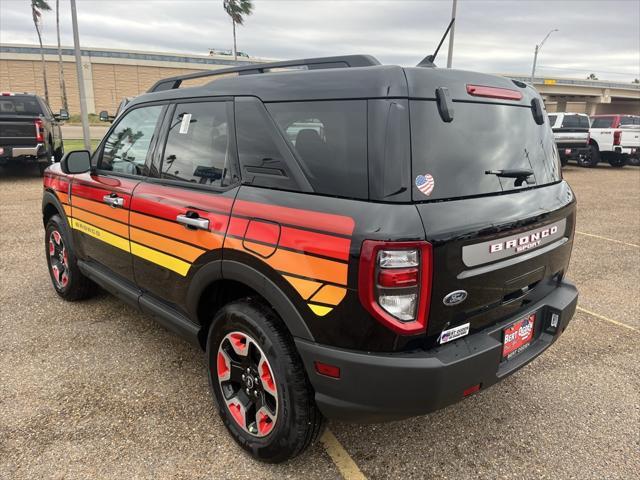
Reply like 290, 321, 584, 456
446, 0, 457, 68
70, 0, 91, 151
530, 28, 558, 84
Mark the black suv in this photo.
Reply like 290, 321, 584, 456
42, 55, 578, 463
0, 92, 67, 175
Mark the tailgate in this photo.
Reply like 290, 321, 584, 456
621, 127, 640, 148
417, 181, 576, 339
553, 129, 589, 146
0, 118, 38, 146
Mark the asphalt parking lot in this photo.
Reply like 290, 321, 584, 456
1, 163, 638, 479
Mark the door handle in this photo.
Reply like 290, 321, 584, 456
103, 194, 124, 208
176, 213, 209, 231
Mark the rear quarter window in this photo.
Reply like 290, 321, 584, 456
591, 117, 614, 128
267, 100, 368, 199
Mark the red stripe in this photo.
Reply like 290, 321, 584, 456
135, 183, 233, 214
72, 182, 132, 208
132, 195, 230, 233
233, 200, 355, 237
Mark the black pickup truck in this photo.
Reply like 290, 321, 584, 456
0, 92, 68, 175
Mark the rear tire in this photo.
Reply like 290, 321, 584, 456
206, 298, 325, 463
578, 144, 599, 167
45, 214, 97, 301
54, 143, 64, 162
608, 154, 627, 168
628, 156, 640, 167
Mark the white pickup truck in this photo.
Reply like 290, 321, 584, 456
588, 115, 640, 167
547, 112, 591, 167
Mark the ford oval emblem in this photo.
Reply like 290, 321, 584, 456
443, 290, 468, 306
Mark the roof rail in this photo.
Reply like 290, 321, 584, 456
147, 55, 381, 93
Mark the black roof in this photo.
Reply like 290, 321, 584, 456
127, 54, 538, 109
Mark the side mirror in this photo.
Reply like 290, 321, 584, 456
56, 108, 69, 121
99, 110, 113, 122
61, 150, 91, 174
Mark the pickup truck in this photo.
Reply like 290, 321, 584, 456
588, 114, 640, 168
0, 92, 68, 175
547, 112, 590, 167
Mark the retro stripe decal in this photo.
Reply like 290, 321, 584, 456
70, 218, 130, 252
130, 242, 191, 276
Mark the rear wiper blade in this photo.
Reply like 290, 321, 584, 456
485, 169, 534, 187
485, 169, 533, 178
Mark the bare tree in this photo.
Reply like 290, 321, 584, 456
56, 0, 68, 110
586, 73, 599, 80
31, 0, 52, 104
223, 0, 253, 60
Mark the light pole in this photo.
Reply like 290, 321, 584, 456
446, 0, 457, 68
530, 28, 558, 84
70, 0, 91, 151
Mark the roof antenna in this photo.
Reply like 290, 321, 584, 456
417, 17, 456, 67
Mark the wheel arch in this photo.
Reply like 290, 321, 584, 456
589, 138, 599, 150
190, 259, 315, 349
42, 191, 76, 251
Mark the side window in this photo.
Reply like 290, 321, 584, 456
267, 100, 368, 199
591, 117, 614, 128
100, 105, 163, 175
548, 114, 557, 127
161, 101, 233, 187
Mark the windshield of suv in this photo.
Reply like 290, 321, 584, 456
0, 97, 42, 115
410, 100, 561, 201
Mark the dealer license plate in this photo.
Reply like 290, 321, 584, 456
502, 313, 536, 359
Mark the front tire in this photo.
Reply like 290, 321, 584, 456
45, 214, 96, 300
206, 298, 325, 463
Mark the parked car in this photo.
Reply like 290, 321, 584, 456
42, 55, 578, 463
547, 112, 591, 167
588, 114, 640, 167
0, 92, 67, 175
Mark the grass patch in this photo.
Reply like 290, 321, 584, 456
67, 113, 104, 125
64, 139, 101, 153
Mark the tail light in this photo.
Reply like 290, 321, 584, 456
34, 119, 44, 143
613, 130, 622, 146
358, 240, 432, 335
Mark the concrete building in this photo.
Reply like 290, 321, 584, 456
0, 43, 268, 114
1, 43, 638, 116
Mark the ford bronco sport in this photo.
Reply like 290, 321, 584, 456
42, 55, 578, 463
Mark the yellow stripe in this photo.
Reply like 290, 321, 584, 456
130, 242, 191, 276
308, 304, 333, 317
577, 306, 638, 333
70, 217, 130, 252
320, 430, 368, 480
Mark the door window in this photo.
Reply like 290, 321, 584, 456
100, 105, 163, 175
160, 102, 233, 187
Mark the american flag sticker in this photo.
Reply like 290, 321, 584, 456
415, 174, 435, 196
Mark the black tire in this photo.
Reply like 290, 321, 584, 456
54, 142, 64, 162
578, 144, 599, 167
45, 214, 96, 301
206, 298, 325, 463
628, 156, 640, 167
608, 153, 627, 168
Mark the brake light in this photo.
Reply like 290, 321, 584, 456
34, 119, 44, 142
466, 84, 523, 101
613, 130, 622, 146
1, 92, 15, 96
358, 240, 432, 335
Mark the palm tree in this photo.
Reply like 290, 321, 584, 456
56, 0, 68, 111
223, 0, 253, 61
31, 0, 52, 104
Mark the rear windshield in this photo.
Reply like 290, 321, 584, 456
410, 100, 561, 201
591, 117, 614, 128
561, 114, 589, 128
0, 97, 42, 115
620, 116, 640, 126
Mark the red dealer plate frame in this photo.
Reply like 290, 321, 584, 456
502, 313, 536, 359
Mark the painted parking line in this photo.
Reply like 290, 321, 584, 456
577, 306, 639, 333
321, 429, 367, 480
575, 231, 639, 248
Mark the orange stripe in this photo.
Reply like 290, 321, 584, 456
63, 204, 72, 217
310, 285, 347, 306
130, 212, 223, 251
58, 192, 69, 204
227, 237, 347, 285
72, 196, 129, 224
130, 227, 205, 263
73, 208, 129, 238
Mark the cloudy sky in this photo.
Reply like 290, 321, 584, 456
1, 0, 639, 81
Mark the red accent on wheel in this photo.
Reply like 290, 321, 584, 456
229, 333, 247, 352
257, 410, 274, 435
61, 271, 69, 287
228, 401, 245, 427
49, 239, 55, 255
52, 230, 61, 244
260, 361, 276, 394
217, 352, 229, 378
62, 248, 68, 267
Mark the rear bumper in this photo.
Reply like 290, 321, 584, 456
296, 279, 578, 423
0, 144, 46, 163
557, 145, 589, 159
